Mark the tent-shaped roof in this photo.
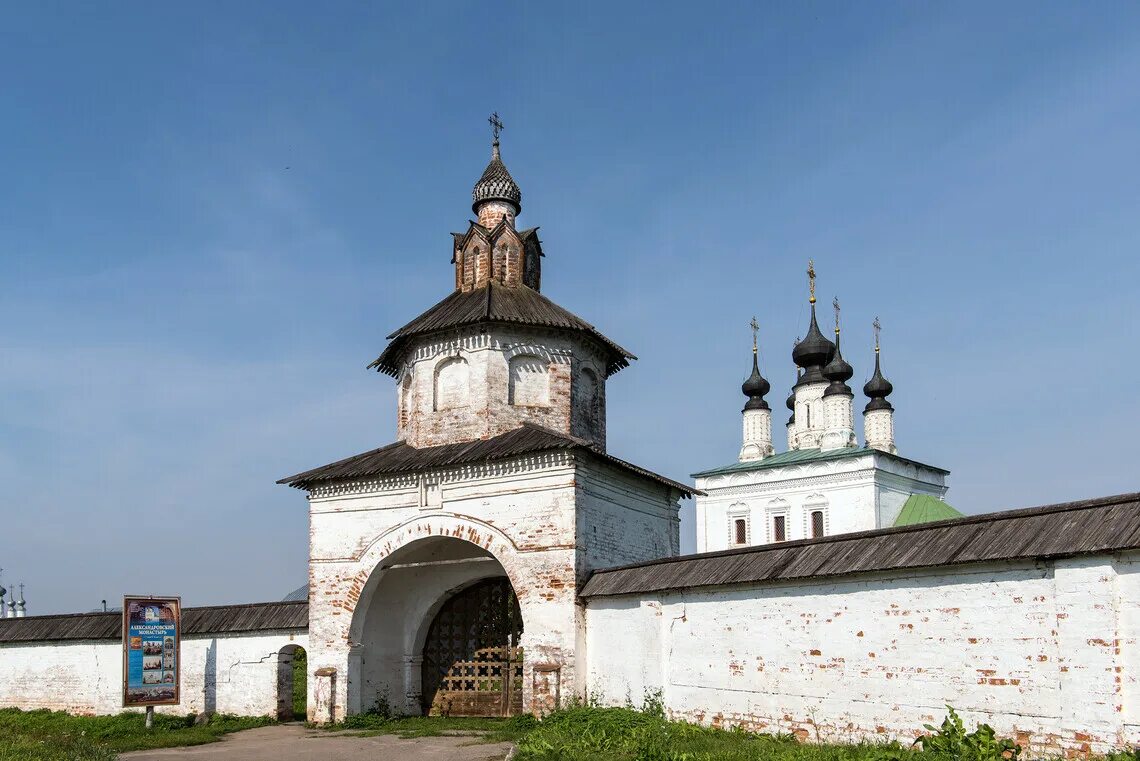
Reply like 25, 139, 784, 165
368, 282, 635, 377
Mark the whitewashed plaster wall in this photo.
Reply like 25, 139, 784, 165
694, 453, 947, 553
576, 459, 681, 574
584, 553, 1140, 757
0, 630, 307, 717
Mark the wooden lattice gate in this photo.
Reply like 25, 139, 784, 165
421, 577, 523, 716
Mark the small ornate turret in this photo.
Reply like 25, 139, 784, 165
453, 114, 543, 293
739, 318, 774, 462
472, 112, 522, 229
863, 317, 897, 453
821, 298, 856, 451
789, 261, 835, 449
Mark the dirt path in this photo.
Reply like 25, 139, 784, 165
118, 723, 513, 761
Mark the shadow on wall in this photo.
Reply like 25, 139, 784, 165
204, 639, 217, 715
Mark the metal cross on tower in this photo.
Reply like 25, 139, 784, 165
873, 316, 882, 352
488, 112, 504, 142
833, 297, 841, 332
750, 316, 759, 354
807, 259, 817, 304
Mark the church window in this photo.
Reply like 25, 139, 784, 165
772, 515, 787, 542
433, 356, 469, 411
508, 354, 549, 406
804, 495, 828, 538
811, 510, 825, 538
805, 404, 811, 428
733, 518, 747, 545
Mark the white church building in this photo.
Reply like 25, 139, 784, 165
694, 273, 960, 554
0, 127, 1138, 757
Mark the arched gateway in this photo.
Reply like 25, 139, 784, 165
278, 124, 693, 721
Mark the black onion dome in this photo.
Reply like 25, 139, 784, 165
741, 354, 770, 411
863, 352, 894, 411
823, 331, 854, 397
472, 140, 522, 214
792, 303, 835, 385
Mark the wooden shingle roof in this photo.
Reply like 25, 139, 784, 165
0, 600, 308, 643
278, 423, 698, 497
581, 491, 1140, 597
368, 282, 635, 377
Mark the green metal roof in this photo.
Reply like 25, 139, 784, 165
691, 447, 950, 479
893, 493, 962, 526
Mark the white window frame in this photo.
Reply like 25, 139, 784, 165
726, 503, 751, 547
765, 498, 791, 543
802, 494, 829, 539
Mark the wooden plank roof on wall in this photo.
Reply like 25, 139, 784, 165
580, 491, 1140, 598
0, 600, 308, 644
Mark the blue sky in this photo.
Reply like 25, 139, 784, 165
3, 3, 1139, 614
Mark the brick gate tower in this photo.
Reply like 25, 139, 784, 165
279, 120, 693, 721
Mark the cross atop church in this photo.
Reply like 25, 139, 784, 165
833, 297, 841, 333
489, 112, 504, 142
873, 316, 882, 352
807, 259, 816, 304
750, 316, 759, 355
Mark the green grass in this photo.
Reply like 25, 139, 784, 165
291, 648, 307, 719
513, 705, 910, 761
0, 707, 274, 761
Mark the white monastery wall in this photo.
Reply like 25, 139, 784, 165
0, 630, 307, 717
585, 552, 1140, 756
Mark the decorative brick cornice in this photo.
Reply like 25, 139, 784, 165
307, 450, 577, 501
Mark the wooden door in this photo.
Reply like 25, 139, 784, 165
421, 578, 523, 716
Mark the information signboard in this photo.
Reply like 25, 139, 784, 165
122, 596, 180, 707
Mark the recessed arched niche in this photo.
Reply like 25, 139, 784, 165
434, 356, 470, 411
508, 354, 549, 406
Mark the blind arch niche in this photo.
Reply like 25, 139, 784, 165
508, 354, 550, 406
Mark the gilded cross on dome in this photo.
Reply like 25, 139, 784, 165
750, 316, 759, 354
807, 259, 817, 304
873, 316, 882, 353
833, 297, 841, 333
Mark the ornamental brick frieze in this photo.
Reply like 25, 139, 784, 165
307, 451, 577, 501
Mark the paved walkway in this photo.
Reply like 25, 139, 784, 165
119, 723, 513, 761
